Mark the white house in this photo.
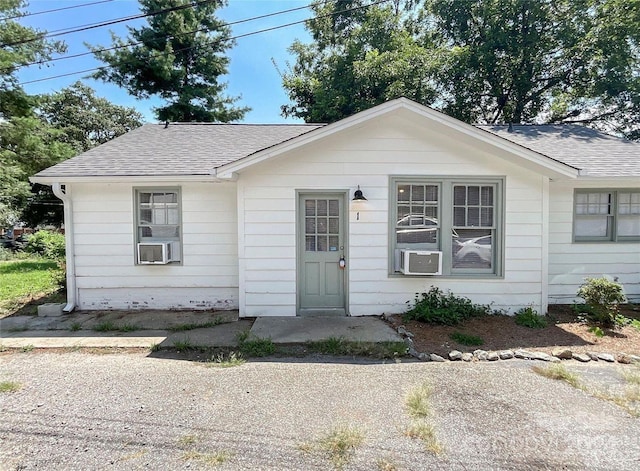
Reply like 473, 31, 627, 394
31, 98, 640, 317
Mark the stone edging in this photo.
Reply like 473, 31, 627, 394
393, 323, 640, 365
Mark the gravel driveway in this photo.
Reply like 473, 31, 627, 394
1, 352, 639, 470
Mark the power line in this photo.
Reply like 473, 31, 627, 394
0, 0, 114, 22
19, 0, 393, 86
11, 1, 318, 71
1, 0, 219, 48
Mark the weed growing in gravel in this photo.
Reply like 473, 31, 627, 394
318, 425, 365, 470
405, 382, 433, 418
622, 367, 640, 386
178, 434, 198, 447
404, 422, 442, 454
308, 338, 407, 358
514, 307, 548, 328
588, 326, 605, 338
168, 318, 223, 332
403, 381, 443, 454
449, 332, 484, 347
173, 338, 194, 352
69, 322, 81, 332
20, 344, 34, 353
149, 343, 161, 352
207, 352, 246, 368
376, 456, 399, 471
94, 321, 117, 332
182, 450, 232, 466
532, 364, 583, 389
238, 336, 275, 357
0, 381, 22, 393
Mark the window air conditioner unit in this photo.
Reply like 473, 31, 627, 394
137, 242, 179, 265
400, 250, 442, 275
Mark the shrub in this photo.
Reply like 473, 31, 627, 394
404, 286, 492, 325
514, 306, 547, 328
24, 231, 65, 260
577, 277, 626, 327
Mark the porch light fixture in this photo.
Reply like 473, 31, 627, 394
352, 185, 367, 201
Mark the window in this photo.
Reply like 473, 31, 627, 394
574, 190, 640, 242
135, 188, 182, 263
391, 177, 503, 276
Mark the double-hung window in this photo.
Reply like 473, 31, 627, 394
574, 190, 640, 242
135, 188, 182, 263
391, 177, 503, 276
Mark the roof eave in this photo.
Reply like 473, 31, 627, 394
30, 174, 224, 184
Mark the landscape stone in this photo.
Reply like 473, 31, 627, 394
430, 353, 446, 362
461, 353, 474, 362
530, 352, 554, 362
629, 355, 640, 364
617, 354, 633, 364
498, 350, 514, 360
418, 353, 431, 362
449, 350, 463, 361
514, 350, 533, 359
408, 348, 420, 358
473, 349, 488, 361
597, 353, 615, 362
586, 352, 599, 361
572, 353, 591, 362
397, 326, 407, 336
552, 348, 573, 360
404, 331, 415, 338
487, 352, 499, 361
404, 337, 414, 347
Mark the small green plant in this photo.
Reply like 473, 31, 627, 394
20, 344, 34, 353
449, 331, 484, 346
307, 338, 407, 358
69, 322, 82, 332
318, 425, 365, 469
168, 318, 223, 332
24, 230, 65, 261
118, 324, 137, 332
588, 326, 605, 338
207, 351, 246, 368
577, 277, 626, 327
376, 457, 399, 471
405, 382, 433, 418
178, 434, 198, 447
181, 450, 232, 466
514, 306, 547, 328
93, 321, 117, 332
238, 336, 275, 357
532, 364, 583, 389
0, 381, 22, 393
149, 343, 161, 352
630, 319, 640, 332
404, 286, 493, 325
404, 422, 442, 454
173, 338, 194, 352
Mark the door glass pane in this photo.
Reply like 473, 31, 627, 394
328, 236, 339, 250
328, 217, 339, 234
328, 199, 339, 217
317, 200, 327, 216
305, 200, 316, 216
305, 236, 316, 251
317, 218, 327, 234
453, 229, 492, 269
305, 217, 315, 233
317, 236, 328, 251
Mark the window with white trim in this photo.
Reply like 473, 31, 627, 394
574, 190, 640, 242
134, 188, 182, 263
391, 177, 503, 276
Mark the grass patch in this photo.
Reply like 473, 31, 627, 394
168, 318, 223, 332
93, 321, 117, 332
0, 258, 63, 316
404, 422, 443, 454
178, 434, 198, 447
630, 319, 640, 332
207, 351, 246, 368
514, 307, 548, 328
449, 331, 484, 346
376, 457, 399, 471
173, 338, 194, 352
307, 337, 407, 358
117, 323, 137, 332
318, 425, 365, 469
181, 450, 232, 466
20, 344, 34, 353
0, 380, 22, 393
69, 322, 82, 332
405, 381, 433, 418
149, 343, 161, 352
532, 364, 582, 389
238, 336, 275, 357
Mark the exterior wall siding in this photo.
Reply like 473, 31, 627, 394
548, 181, 640, 303
69, 181, 239, 310
238, 113, 548, 317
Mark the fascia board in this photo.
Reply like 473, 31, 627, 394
30, 174, 223, 184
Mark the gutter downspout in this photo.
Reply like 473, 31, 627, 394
52, 183, 76, 312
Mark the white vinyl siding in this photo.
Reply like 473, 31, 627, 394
69, 182, 239, 310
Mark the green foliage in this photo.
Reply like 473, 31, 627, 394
514, 307, 548, 329
449, 331, 484, 346
93, 321, 117, 332
24, 231, 65, 260
0, 380, 22, 393
90, 0, 248, 122
238, 336, 275, 358
0, 258, 62, 315
307, 338, 407, 358
404, 286, 492, 325
207, 351, 246, 368
577, 277, 627, 327
588, 326, 605, 338
631, 319, 640, 333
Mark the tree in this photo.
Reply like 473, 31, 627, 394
282, 0, 640, 139
281, 0, 438, 123
38, 81, 143, 153
91, 0, 248, 122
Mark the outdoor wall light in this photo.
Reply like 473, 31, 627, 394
352, 185, 367, 201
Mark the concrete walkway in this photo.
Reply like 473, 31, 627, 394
0, 310, 401, 349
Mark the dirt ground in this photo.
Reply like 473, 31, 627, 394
387, 304, 640, 357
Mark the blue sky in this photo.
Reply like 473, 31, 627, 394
17, 0, 313, 123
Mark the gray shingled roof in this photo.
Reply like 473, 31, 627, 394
34, 123, 324, 178
34, 120, 640, 179
477, 124, 640, 177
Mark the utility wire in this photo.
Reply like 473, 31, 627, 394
11, 1, 319, 71
1, 0, 219, 48
19, 0, 392, 86
0, 0, 114, 22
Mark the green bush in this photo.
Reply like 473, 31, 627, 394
514, 306, 547, 328
24, 231, 65, 260
577, 277, 626, 327
404, 286, 493, 325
